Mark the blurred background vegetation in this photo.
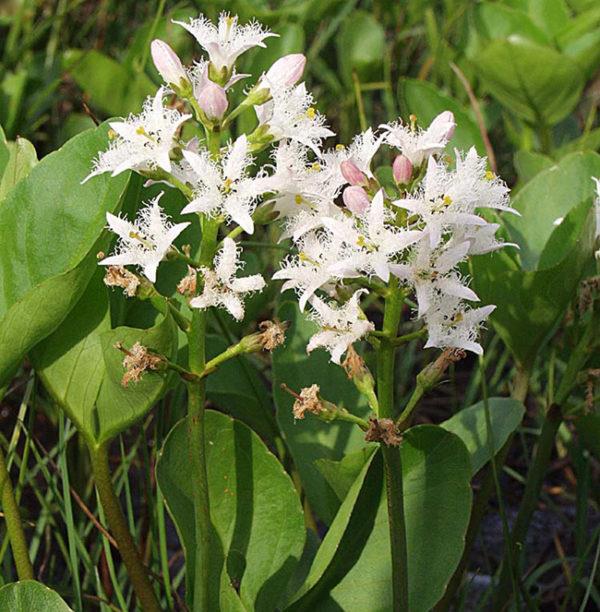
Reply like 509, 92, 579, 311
1, 0, 599, 181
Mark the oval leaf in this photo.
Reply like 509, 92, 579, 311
32, 273, 177, 448
156, 411, 306, 611
441, 397, 525, 474
0, 581, 72, 611
0, 124, 127, 386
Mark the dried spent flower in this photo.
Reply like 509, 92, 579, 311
364, 418, 402, 446
258, 320, 287, 351
116, 342, 163, 387
104, 266, 141, 298
292, 384, 323, 420
177, 266, 198, 296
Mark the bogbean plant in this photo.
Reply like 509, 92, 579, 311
77, 12, 518, 610
1, 9, 599, 612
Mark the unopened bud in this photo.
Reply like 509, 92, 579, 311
177, 266, 197, 297
417, 347, 465, 390
340, 160, 367, 186
151, 40, 187, 87
196, 81, 228, 120
342, 186, 370, 215
431, 110, 456, 141
265, 53, 306, 88
392, 155, 413, 185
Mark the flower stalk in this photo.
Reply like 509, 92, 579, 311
376, 277, 409, 611
89, 443, 160, 612
0, 442, 34, 581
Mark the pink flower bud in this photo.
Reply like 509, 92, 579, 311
392, 155, 413, 184
343, 186, 370, 215
340, 160, 367, 186
197, 81, 228, 120
151, 40, 187, 86
265, 54, 307, 87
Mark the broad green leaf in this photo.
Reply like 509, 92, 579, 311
0, 124, 128, 386
156, 411, 306, 611
472, 199, 595, 369
287, 451, 382, 608
398, 79, 485, 156
441, 398, 525, 474
0, 136, 38, 201
336, 11, 385, 85
272, 301, 369, 524
513, 150, 553, 185
0, 581, 72, 611
314, 447, 375, 502
557, 8, 600, 77
63, 49, 156, 117
527, 0, 570, 37
471, 38, 584, 126
557, 127, 600, 156
33, 273, 177, 449
470, 3, 550, 48
506, 151, 600, 270
292, 426, 472, 612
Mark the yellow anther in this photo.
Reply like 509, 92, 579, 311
223, 178, 233, 192
356, 235, 366, 248
108, 129, 117, 140
294, 194, 303, 205
335, 144, 346, 151
443, 195, 453, 206
485, 170, 495, 181
306, 107, 317, 120
129, 231, 141, 240
310, 162, 321, 172
135, 126, 146, 136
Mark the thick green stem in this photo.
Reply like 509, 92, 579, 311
376, 278, 409, 611
492, 404, 562, 610
435, 366, 530, 611
187, 214, 220, 611
90, 443, 160, 612
0, 443, 33, 580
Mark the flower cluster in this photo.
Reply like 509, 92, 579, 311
87, 10, 513, 359
273, 112, 515, 359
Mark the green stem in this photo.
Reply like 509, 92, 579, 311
187, 214, 220, 611
376, 278, 409, 611
492, 404, 562, 610
0, 442, 33, 580
89, 443, 160, 612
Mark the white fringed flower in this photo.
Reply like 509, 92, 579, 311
100, 192, 189, 283
84, 88, 191, 182
181, 135, 272, 234
254, 82, 334, 155
394, 149, 513, 249
263, 142, 341, 227
190, 238, 265, 320
390, 240, 478, 318
272, 231, 344, 311
423, 296, 495, 355
307, 290, 374, 363
380, 111, 455, 166
174, 12, 277, 72
324, 190, 423, 282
